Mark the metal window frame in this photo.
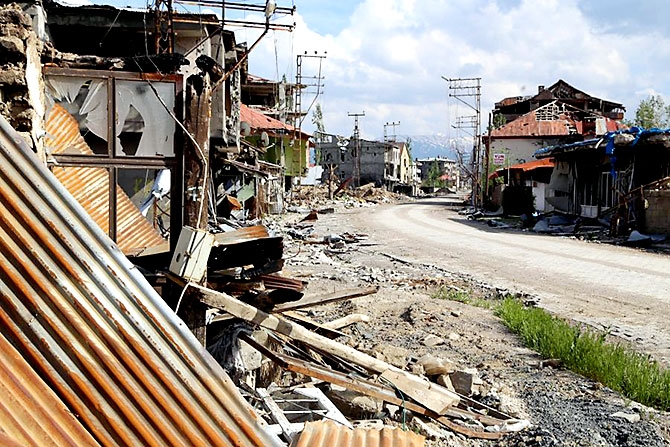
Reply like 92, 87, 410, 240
44, 67, 184, 249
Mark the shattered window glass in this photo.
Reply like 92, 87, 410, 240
117, 167, 171, 239
115, 81, 175, 157
45, 76, 109, 155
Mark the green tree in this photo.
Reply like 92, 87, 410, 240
492, 113, 506, 130
632, 95, 670, 129
424, 161, 444, 188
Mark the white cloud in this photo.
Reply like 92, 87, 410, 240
243, 0, 670, 139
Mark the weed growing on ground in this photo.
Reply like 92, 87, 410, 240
496, 298, 670, 411
431, 286, 494, 309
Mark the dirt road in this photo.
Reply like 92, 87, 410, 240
344, 197, 670, 365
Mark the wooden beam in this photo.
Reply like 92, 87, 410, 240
272, 286, 379, 313
322, 313, 371, 330
240, 334, 505, 440
189, 284, 459, 411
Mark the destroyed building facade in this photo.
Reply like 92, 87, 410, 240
484, 80, 626, 213
536, 128, 670, 235
318, 135, 405, 190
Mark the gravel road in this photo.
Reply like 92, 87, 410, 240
344, 197, 670, 366
281, 196, 670, 446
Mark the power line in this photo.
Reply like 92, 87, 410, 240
442, 76, 482, 207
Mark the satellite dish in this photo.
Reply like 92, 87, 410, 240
240, 121, 251, 136
261, 131, 270, 147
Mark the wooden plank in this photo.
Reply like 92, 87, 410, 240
283, 311, 349, 339
272, 286, 379, 313
322, 313, 371, 330
189, 284, 459, 411
380, 369, 455, 415
241, 335, 505, 440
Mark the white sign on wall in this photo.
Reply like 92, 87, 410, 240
493, 153, 506, 165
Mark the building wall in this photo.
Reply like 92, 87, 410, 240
319, 139, 392, 185
644, 190, 670, 234
489, 137, 561, 167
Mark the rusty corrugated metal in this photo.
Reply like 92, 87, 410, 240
292, 421, 425, 447
45, 103, 168, 254
212, 224, 270, 246
0, 330, 101, 447
0, 113, 282, 446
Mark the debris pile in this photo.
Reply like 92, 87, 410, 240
289, 183, 407, 211
152, 212, 531, 445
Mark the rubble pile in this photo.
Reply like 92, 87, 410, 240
180, 217, 532, 445
289, 182, 408, 211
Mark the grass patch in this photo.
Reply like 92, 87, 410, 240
496, 297, 670, 411
432, 286, 494, 309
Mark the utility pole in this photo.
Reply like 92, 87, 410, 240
291, 51, 326, 183
348, 111, 365, 187
384, 121, 400, 142
442, 76, 482, 207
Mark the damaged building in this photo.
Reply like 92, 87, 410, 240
535, 127, 670, 237
484, 80, 626, 213
0, 1, 532, 445
317, 134, 407, 191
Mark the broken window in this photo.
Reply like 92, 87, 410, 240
43, 68, 181, 255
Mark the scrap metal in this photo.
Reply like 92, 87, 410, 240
0, 114, 282, 446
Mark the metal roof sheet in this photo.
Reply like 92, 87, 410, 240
45, 104, 168, 254
0, 330, 101, 447
0, 113, 282, 447
293, 421, 425, 447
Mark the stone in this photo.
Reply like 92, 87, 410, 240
370, 343, 409, 369
449, 368, 483, 396
436, 374, 456, 392
423, 334, 445, 347
448, 332, 461, 341
0, 66, 25, 86
0, 36, 24, 55
417, 353, 455, 376
611, 411, 640, 423
327, 386, 383, 418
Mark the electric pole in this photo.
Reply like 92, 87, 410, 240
384, 121, 400, 142
348, 111, 365, 187
442, 76, 482, 207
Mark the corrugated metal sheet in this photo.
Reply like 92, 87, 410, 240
0, 113, 282, 446
241, 103, 311, 139
45, 103, 168, 254
292, 421, 425, 447
0, 330, 101, 447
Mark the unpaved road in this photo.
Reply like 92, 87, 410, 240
344, 197, 670, 365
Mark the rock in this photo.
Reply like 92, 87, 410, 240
370, 343, 409, 369
448, 332, 461, 341
450, 310, 462, 317
417, 354, 455, 376
423, 334, 445, 347
0, 36, 24, 55
450, 368, 483, 396
327, 385, 383, 418
611, 411, 640, 423
436, 374, 456, 392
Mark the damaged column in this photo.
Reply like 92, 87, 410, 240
177, 64, 214, 344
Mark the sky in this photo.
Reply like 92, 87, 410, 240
85, 0, 670, 141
